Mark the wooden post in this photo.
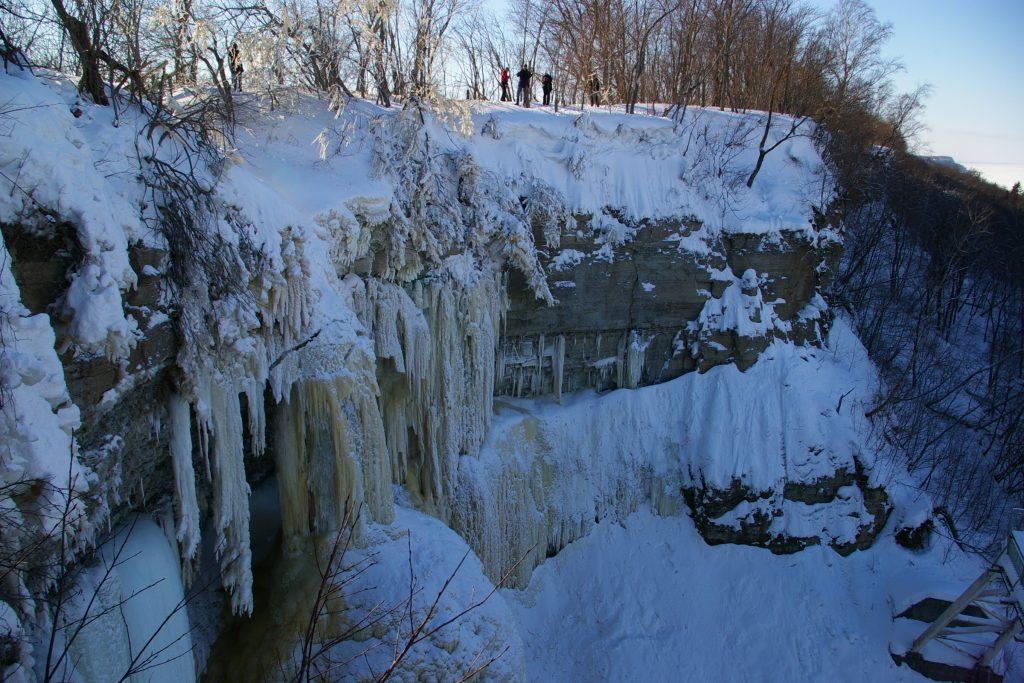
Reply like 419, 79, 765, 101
912, 568, 997, 653
978, 618, 1023, 667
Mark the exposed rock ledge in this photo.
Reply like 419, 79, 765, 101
683, 463, 890, 556
500, 215, 840, 397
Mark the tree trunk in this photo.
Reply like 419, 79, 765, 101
50, 0, 108, 104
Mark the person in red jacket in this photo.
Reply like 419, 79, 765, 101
499, 66, 511, 102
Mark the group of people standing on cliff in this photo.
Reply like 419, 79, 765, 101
499, 65, 601, 107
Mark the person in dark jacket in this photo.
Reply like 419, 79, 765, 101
499, 66, 511, 101
229, 41, 244, 92
541, 72, 553, 106
516, 64, 532, 106
588, 73, 600, 106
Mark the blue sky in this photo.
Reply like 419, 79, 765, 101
851, 0, 1024, 188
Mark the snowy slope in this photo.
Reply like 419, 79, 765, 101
468, 102, 829, 232
507, 507, 985, 682
232, 96, 833, 249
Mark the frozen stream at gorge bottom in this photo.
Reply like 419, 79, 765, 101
504, 507, 985, 682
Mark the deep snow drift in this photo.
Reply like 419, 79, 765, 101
508, 507, 982, 682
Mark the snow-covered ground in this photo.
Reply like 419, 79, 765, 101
507, 507, 983, 682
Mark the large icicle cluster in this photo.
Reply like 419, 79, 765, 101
497, 334, 567, 400
271, 337, 394, 546
168, 225, 313, 613
497, 329, 652, 400
353, 258, 506, 517
155, 103, 557, 616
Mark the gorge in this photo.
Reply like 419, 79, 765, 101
0, 66, 1004, 681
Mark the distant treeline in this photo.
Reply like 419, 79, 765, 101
836, 148, 1024, 550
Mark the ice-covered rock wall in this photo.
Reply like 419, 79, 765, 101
0, 66, 862, 680
499, 221, 839, 397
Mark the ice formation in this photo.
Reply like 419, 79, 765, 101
272, 366, 393, 545
169, 392, 201, 581
348, 262, 507, 518
62, 517, 195, 683
451, 321, 879, 585
2, 66, 905, 680
205, 380, 255, 614
498, 330, 658, 400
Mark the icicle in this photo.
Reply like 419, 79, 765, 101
495, 345, 506, 393
273, 385, 308, 544
353, 385, 394, 525
302, 378, 360, 535
243, 380, 266, 459
193, 380, 214, 483
371, 281, 407, 373
168, 392, 200, 583
362, 280, 430, 488
615, 332, 627, 388
264, 227, 313, 348
274, 370, 394, 547
535, 333, 545, 395
553, 335, 566, 403
623, 331, 651, 390
358, 265, 505, 517
208, 381, 253, 615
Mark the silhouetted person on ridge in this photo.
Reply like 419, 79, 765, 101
499, 66, 511, 101
541, 72, 553, 106
516, 64, 532, 107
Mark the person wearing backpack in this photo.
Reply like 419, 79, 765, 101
541, 72, 553, 106
588, 73, 601, 106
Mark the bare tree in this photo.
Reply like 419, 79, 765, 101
287, 501, 529, 681
407, 0, 460, 99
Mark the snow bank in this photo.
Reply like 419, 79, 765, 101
327, 506, 524, 681
0, 70, 142, 360
469, 103, 830, 234
205, 504, 523, 681
0, 229, 88, 509
508, 507, 984, 682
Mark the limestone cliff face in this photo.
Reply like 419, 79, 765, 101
500, 214, 840, 397
1, 222, 182, 522
2, 209, 842, 537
